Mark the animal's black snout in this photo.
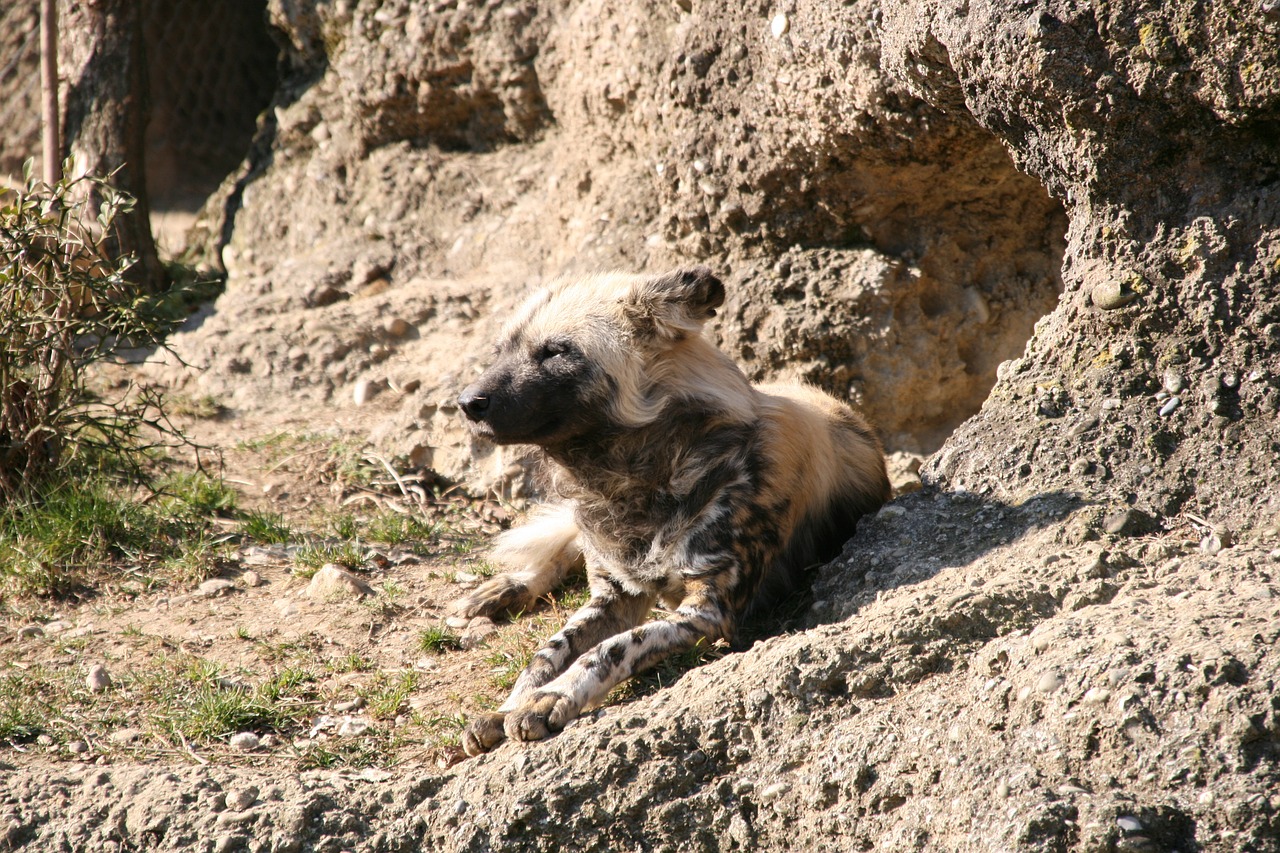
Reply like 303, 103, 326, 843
458, 388, 491, 421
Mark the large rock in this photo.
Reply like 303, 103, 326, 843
880, 0, 1280, 520
157, 0, 1066, 472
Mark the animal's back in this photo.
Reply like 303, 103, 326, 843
746, 382, 891, 610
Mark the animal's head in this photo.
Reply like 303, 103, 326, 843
458, 267, 727, 446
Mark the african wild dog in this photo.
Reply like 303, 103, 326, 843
454, 267, 890, 754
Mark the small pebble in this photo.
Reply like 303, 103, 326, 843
770, 12, 789, 37
225, 787, 259, 811
337, 717, 371, 737
110, 728, 143, 746
445, 616, 470, 629
199, 578, 237, 598
67, 740, 89, 755
240, 570, 263, 588
996, 780, 1010, 798
229, 732, 261, 751
1162, 369, 1185, 394
461, 617, 498, 649
86, 664, 113, 693
1101, 397, 1122, 410
1158, 396, 1181, 416
1036, 670, 1065, 693
1091, 280, 1138, 310
353, 378, 381, 406
18, 624, 44, 639
334, 697, 365, 713
1083, 687, 1111, 703
1200, 534, 1223, 555
1117, 816, 1144, 833
759, 781, 791, 802
454, 572, 479, 584
385, 318, 412, 338
306, 564, 372, 600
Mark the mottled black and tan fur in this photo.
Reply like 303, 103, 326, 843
454, 268, 890, 754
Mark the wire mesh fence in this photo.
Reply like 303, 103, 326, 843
0, 0, 278, 215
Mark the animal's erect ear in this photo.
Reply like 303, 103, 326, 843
623, 267, 725, 342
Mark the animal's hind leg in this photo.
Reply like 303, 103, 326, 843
451, 504, 583, 619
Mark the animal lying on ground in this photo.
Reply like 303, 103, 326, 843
453, 267, 890, 754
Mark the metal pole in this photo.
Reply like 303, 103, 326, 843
40, 0, 60, 185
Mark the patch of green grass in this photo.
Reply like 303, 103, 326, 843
329, 513, 360, 540
160, 534, 229, 587
134, 655, 318, 744
418, 626, 462, 654
239, 510, 293, 545
0, 674, 46, 742
293, 540, 365, 573
329, 652, 374, 674
421, 712, 467, 751
359, 671, 418, 719
0, 476, 163, 597
158, 471, 237, 518
365, 512, 440, 546
167, 394, 225, 419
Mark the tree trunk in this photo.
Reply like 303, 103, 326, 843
59, 0, 165, 295
881, 0, 1280, 530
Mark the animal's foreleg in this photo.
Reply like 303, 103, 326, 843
461, 584, 652, 756
505, 587, 733, 742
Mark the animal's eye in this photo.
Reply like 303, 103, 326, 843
536, 341, 572, 362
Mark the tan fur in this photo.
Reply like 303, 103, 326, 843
453, 268, 891, 754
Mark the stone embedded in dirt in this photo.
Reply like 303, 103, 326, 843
109, 728, 143, 746
460, 617, 497, 649
353, 377, 385, 406
1036, 670, 1065, 693
66, 740, 88, 755
306, 564, 373, 601
199, 578, 237, 598
85, 665, 112, 693
334, 697, 365, 713
1090, 279, 1140, 310
240, 570, 263, 588
337, 717, 372, 737
306, 283, 348, 308
453, 572, 479, 584
229, 732, 261, 752
444, 616, 469, 630
1200, 533, 1225, 555
17, 624, 43, 639
385, 317, 412, 338
1103, 508, 1156, 537
225, 787, 259, 811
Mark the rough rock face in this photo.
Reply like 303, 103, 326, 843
881, 0, 1280, 520
160, 0, 1066, 469
6, 1, 1279, 851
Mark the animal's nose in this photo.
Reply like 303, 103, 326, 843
458, 388, 490, 421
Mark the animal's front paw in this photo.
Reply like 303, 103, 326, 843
504, 691, 580, 742
462, 712, 507, 756
451, 576, 531, 619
